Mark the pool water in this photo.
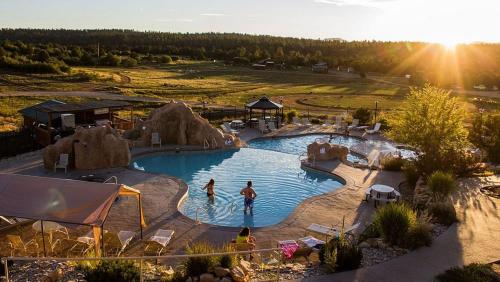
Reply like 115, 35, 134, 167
133, 148, 344, 227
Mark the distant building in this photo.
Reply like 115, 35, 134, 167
312, 62, 329, 73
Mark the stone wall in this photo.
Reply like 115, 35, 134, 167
43, 126, 131, 170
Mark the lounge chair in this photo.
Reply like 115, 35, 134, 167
302, 118, 312, 126
299, 236, 325, 250
365, 123, 381, 134
222, 122, 239, 135
6, 235, 38, 257
348, 119, 359, 130
54, 154, 69, 174
268, 122, 277, 131
332, 116, 343, 132
104, 231, 135, 256
292, 117, 303, 126
144, 229, 175, 256
258, 119, 269, 134
322, 120, 331, 127
307, 222, 360, 240
151, 132, 162, 148
53, 238, 94, 257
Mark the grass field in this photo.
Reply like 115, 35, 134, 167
0, 60, 498, 131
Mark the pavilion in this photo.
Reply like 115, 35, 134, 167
244, 96, 284, 128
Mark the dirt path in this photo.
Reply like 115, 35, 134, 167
0, 90, 163, 103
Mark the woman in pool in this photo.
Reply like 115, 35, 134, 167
202, 179, 215, 201
240, 181, 257, 215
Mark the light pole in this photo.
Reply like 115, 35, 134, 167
374, 101, 378, 123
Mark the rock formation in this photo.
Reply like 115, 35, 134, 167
133, 101, 240, 148
43, 125, 131, 170
307, 141, 348, 162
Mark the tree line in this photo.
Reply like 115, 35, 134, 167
0, 28, 498, 89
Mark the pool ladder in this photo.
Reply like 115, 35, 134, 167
195, 207, 209, 225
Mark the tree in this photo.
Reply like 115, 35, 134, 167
100, 53, 121, 66
387, 85, 469, 174
121, 57, 137, 67
470, 113, 500, 163
352, 108, 371, 125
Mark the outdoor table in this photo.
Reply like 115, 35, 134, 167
369, 184, 396, 207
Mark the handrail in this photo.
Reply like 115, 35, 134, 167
195, 206, 209, 224
203, 138, 210, 150
103, 176, 118, 184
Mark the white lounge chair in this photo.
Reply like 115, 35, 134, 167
104, 231, 135, 256
365, 123, 381, 134
322, 120, 332, 127
302, 118, 312, 126
332, 116, 343, 132
223, 122, 239, 135
54, 153, 69, 174
299, 236, 325, 249
268, 122, 277, 131
307, 222, 360, 239
258, 119, 268, 134
292, 117, 302, 126
151, 132, 162, 148
145, 229, 175, 256
348, 119, 359, 130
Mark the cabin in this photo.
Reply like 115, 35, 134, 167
19, 99, 134, 146
312, 62, 329, 73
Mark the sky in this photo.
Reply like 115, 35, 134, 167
0, 0, 499, 43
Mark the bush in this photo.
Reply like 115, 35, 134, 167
373, 203, 416, 246
435, 263, 499, 282
321, 238, 338, 273
427, 171, 456, 199
404, 222, 433, 249
218, 244, 238, 269
121, 57, 137, 67
358, 223, 380, 243
382, 157, 406, 171
403, 161, 420, 189
184, 242, 217, 278
100, 54, 121, 66
336, 242, 362, 271
286, 110, 298, 122
429, 202, 458, 226
159, 55, 173, 64
311, 118, 321, 124
83, 260, 139, 282
352, 108, 371, 125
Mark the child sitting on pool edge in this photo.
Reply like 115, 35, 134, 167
240, 181, 257, 216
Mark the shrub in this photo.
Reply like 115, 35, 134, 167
184, 242, 217, 278
100, 54, 121, 66
83, 260, 139, 282
381, 157, 406, 171
286, 110, 298, 122
159, 55, 173, 64
352, 108, 371, 125
404, 222, 433, 249
311, 118, 321, 124
336, 242, 362, 271
373, 203, 416, 246
358, 222, 380, 243
435, 263, 499, 282
429, 202, 458, 226
403, 161, 420, 189
121, 57, 138, 67
321, 238, 338, 273
427, 171, 456, 199
218, 244, 238, 269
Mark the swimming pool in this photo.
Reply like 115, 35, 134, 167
133, 148, 345, 227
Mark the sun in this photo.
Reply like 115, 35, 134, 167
439, 39, 460, 51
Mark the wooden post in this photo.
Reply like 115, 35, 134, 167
40, 220, 47, 257
139, 193, 143, 239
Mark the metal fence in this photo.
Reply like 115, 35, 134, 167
1, 247, 284, 282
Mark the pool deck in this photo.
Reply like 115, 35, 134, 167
0, 124, 403, 258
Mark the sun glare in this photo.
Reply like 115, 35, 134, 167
440, 39, 460, 51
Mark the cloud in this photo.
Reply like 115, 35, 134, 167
200, 13, 225, 17
154, 18, 193, 23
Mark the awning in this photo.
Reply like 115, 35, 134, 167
0, 173, 145, 256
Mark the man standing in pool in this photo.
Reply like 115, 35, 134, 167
240, 181, 257, 215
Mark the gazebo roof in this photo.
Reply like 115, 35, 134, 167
246, 96, 283, 110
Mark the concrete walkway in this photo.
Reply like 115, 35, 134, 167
296, 175, 500, 282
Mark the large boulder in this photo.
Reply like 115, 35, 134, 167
135, 101, 239, 149
307, 141, 348, 162
43, 126, 131, 170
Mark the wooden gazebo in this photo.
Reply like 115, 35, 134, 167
244, 96, 284, 128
